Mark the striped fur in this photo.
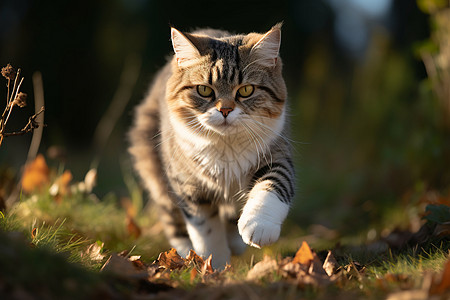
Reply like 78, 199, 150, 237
128, 24, 294, 269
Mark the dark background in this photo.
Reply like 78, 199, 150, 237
1, 0, 448, 235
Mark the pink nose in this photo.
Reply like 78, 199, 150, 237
219, 107, 233, 118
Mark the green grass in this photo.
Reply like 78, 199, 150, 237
10, 188, 166, 261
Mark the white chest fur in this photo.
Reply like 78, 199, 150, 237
168, 109, 286, 199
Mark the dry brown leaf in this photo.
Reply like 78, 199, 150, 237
82, 242, 105, 262
280, 243, 334, 287
126, 214, 142, 239
157, 248, 186, 270
130, 257, 147, 271
429, 259, 450, 295
129, 255, 141, 262
293, 241, 315, 265
247, 255, 278, 280
186, 249, 205, 267
280, 258, 307, 279
49, 170, 73, 200
21, 154, 49, 193
57, 170, 72, 194
201, 254, 214, 275
323, 251, 338, 276
433, 222, 450, 237
101, 253, 146, 277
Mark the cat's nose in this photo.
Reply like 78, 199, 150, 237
218, 107, 233, 118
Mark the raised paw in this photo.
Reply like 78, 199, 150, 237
238, 215, 281, 248
237, 190, 290, 249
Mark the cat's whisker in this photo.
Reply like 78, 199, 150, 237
242, 121, 273, 167
239, 120, 265, 169
246, 115, 306, 146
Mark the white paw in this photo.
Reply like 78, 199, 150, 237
237, 191, 290, 248
238, 215, 281, 248
169, 237, 193, 258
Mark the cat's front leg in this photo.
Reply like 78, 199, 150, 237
238, 163, 294, 248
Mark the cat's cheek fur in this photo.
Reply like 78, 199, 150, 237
238, 189, 290, 248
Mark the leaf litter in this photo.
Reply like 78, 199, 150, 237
93, 238, 450, 299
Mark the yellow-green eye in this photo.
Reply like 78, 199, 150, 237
237, 85, 254, 98
197, 85, 214, 97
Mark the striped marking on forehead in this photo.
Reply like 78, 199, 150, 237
207, 39, 243, 84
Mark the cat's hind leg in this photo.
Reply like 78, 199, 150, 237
220, 205, 247, 255
181, 204, 231, 269
225, 217, 247, 255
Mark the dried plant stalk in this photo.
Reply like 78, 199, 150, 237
0, 64, 45, 146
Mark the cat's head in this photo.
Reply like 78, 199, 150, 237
166, 24, 287, 141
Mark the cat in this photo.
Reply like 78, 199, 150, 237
128, 24, 295, 269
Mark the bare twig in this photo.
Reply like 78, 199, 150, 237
2, 107, 45, 137
0, 64, 46, 147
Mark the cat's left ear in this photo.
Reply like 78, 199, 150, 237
250, 24, 282, 68
171, 27, 201, 68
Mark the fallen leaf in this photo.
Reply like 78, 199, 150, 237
429, 259, 450, 295
292, 241, 315, 265
130, 257, 146, 271
129, 255, 141, 262
21, 154, 49, 193
280, 243, 331, 288
49, 170, 72, 200
323, 251, 338, 276
247, 255, 278, 280
201, 254, 214, 275
186, 249, 205, 267
101, 253, 146, 278
433, 222, 450, 237
126, 214, 142, 239
308, 253, 328, 277
83, 168, 97, 193
157, 248, 186, 270
280, 257, 307, 279
82, 241, 105, 262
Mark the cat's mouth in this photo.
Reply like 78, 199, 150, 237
203, 119, 239, 135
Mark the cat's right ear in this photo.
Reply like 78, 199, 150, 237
171, 28, 201, 68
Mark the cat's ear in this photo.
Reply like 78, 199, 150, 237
250, 24, 282, 68
171, 27, 201, 68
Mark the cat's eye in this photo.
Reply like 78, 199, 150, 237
237, 85, 254, 98
197, 85, 214, 97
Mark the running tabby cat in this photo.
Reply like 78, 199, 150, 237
128, 24, 295, 268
